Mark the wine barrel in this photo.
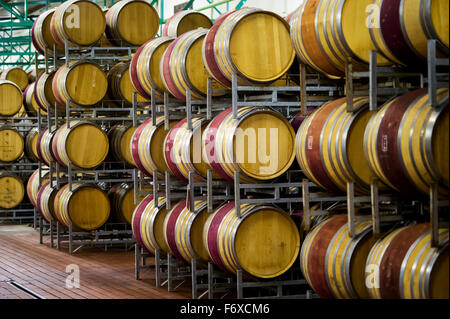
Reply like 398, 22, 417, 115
160, 28, 226, 101
0, 126, 24, 163
364, 88, 449, 195
208, 8, 294, 87
108, 183, 140, 224
162, 10, 212, 37
105, 0, 159, 46
367, 224, 449, 299
164, 117, 218, 182
0, 80, 23, 116
36, 181, 59, 223
24, 127, 40, 162
132, 195, 171, 254
34, 71, 64, 112
0, 172, 25, 209
131, 117, 178, 177
53, 61, 108, 107
23, 82, 46, 116
27, 167, 49, 207
107, 124, 137, 166
54, 183, 110, 231
370, 0, 449, 65
130, 37, 175, 99
32, 9, 64, 55
50, 0, 106, 47
295, 97, 381, 194
163, 200, 210, 264
52, 120, 109, 169
203, 106, 296, 183
300, 214, 377, 299
106, 62, 148, 106
0, 67, 28, 91
203, 202, 300, 278
290, 108, 315, 133
290, 0, 392, 78
36, 127, 57, 166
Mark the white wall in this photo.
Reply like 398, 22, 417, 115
159, 0, 304, 20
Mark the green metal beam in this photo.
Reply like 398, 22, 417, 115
0, 21, 34, 28
235, 0, 247, 10
0, 1, 25, 21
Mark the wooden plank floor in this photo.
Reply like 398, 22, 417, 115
0, 225, 191, 299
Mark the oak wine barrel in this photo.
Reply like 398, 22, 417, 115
0, 68, 28, 91
105, 0, 159, 46
36, 181, 59, 223
131, 195, 171, 254
290, 0, 392, 78
370, 0, 449, 65
160, 28, 226, 101
52, 120, 109, 169
34, 71, 64, 112
366, 224, 449, 299
53, 61, 108, 107
364, 88, 449, 195
203, 202, 300, 279
106, 62, 148, 106
23, 82, 46, 116
0, 80, 23, 116
300, 214, 377, 299
295, 97, 381, 194
0, 172, 25, 209
162, 10, 212, 37
131, 117, 178, 177
50, 0, 106, 47
163, 200, 211, 264
0, 126, 24, 163
207, 8, 294, 87
107, 123, 137, 166
27, 167, 49, 208
108, 183, 141, 224
130, 37, 175, 99
24, 127, 40, 162
164, 117, 218, 182
290, 108, 315, 133
36, 127, 57, 166
54, 183, 110, 231
32, 9, 64, 55
203, 106, 296, 183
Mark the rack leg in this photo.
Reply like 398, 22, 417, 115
237, 269, 243, 299
69, 223, 73, 254
430, 184, 439, 248
347, 182, 356, 238
191, 258, 197, 299
39, 217, 43, 244
208, 262, 214, 300
135, 244, 140, 280
168, 253, 173, 292
56, 221, 60, 249
371, 182, 381, 237
302, 179, 311, 231
50, 220, 54, 248
155, 249, 161, 288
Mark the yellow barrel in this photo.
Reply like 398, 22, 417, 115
0, 126, 24, 163
163, 10, 212, 37
0, 80, 23, 116
53, 120, 109, 169
137, 196, 172, 254
203, 202, 300, 279
295, 97, 381, 194
27, 167, 49, 208
131, 117, 178, 177
106, 62, 148, 106
53, 61, 108, 107
300, 214, 377, 299
107, 183, 141, 224
32, 9, 65, 55
366, 223, 449, 299
130, 37, 175, 99
163, 200, 211, 264
160, 28, 226, 101
105, 0, 159, 46
54, 183, 110, 231
0, 67, 29, 91
212, 8, 295, 86
23, 82, 47, 116
35, 71, 64, 113
364, 88, 449, 195
36, 181, 59, 223
24, 127, 40, 162
107, 124, 137, 166
0, 172, 25, 209
203, 106, 296, 183
50, 0, 106, 47
37, 126, 57, 166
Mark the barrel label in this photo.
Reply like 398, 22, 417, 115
382, 135, 388, 152
307, 136, 314, 150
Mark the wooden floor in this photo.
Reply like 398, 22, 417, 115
0, 224, 191, 299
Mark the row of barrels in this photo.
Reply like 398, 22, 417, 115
132, 195, 300, 279
25, 167, 141, 228
300, 214, 449, 299
289, 0, 449, 78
